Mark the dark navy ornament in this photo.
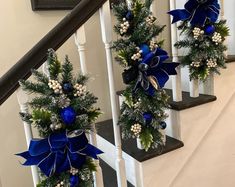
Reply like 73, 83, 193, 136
62, 82, 73, 93
126, 11, 133, 20
159, 121, 167, 129
143, 112, 153, 125
70, 175, 79, 187
140, 44, 150, 57
204, 25, 215, 35
60, 106, 76, 125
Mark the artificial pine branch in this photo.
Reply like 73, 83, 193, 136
62, 55, 73, 82
47, 49, 61, 79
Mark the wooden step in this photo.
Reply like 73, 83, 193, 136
96, 119, 183, 162
100, 159, 134, 187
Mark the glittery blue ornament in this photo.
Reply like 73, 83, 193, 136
143, 112, 153, 125
70, 175, 79, 187
160, 122, 167, 129
60, 107, 76, 125
140, 44, 150, 57
62, 82, 73, 93
204, 25, 215, 35
126, 11, 133, 20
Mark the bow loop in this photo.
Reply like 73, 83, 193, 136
134, 48, 178, 95
17, 130, 103, 178
169, 0, 220, 26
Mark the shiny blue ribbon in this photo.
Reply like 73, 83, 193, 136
168, 0, 220, 26
16, 131, 103, 178
134, 48, 179, 96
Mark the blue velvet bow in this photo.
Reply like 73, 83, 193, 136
16, 131, 103, 178
168, 0, 220, 26
134, 48, 179, 96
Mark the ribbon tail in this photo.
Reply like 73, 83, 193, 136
81, 144, 103, 159
160, 63, 179, 75
38, 153, 56, 177
152, 70, 169, 88
168, 9, 191, 24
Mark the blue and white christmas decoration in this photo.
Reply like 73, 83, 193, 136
113, 0, 178, 151
17, 49, 102, 187
169, 0, 229, 81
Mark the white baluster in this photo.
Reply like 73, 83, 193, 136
169, 0, 183, 102
16, 88, 40, 187
74, 25, 104, 187
99, 1, 127, 187
189, 79, 199, 97
202, 74, 214, 95
220, 0, 228, 58
74, 26, 88, 74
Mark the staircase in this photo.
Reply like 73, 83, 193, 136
0, 0, 235, 187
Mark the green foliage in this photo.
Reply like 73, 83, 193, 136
175, 19, 229, 81
19, 49, 101, 186
139, 129, 153, 151
62, 55, 73, 82
47, 49, 61, 79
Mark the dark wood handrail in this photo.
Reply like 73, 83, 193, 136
0, 0, 107, 105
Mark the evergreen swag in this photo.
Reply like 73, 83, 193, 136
169, 0, 229, 81
17, 49, 102, 187
113, 0, 178, 151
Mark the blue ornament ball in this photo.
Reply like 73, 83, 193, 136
60, 107, 76, 125
126, 11, 133, 20
140, 44, 150, 57
160, 121, 167, 130
62, 82, 73, 93
143, 112, 153, 124
204, 25, 215, 35
70, 175, 79, 187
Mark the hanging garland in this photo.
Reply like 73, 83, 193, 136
113, 0, 179, 151
168, 0, 229, 81
17, 49, 103, 187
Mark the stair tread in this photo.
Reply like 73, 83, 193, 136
117, 89, 217, 111
96, 120, 184, 162
100, 159, 134, 187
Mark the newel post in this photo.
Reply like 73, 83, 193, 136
169, 0, 183, 101
16, 88, 40, 187
99, 1, 127, 187
74, 25, 104, 187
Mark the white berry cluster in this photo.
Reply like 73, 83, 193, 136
193, 27, 204, 39
120, 18, 130, 35
70, 168, 79, 175
150, 40, 158, 51
48, 80, 63, 94
50, 123, 62, 131
146, 15, 155, 25
55, 181, 64, 187
190, 61, 201, 68
130, 123, 142, 136
131, 47, 143, 61
212, 32, 222, 45
206, 58, 217, 68
133, 101, 140, 108
50, 115, 62, 131
73, 83, 86, 97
